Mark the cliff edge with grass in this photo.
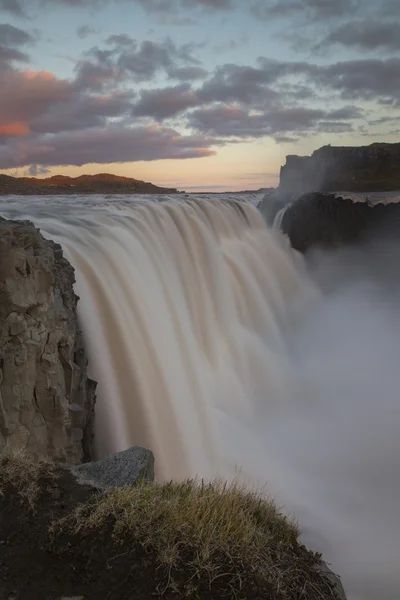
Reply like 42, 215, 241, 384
0, 218, 96, 462
0, 449, 347, 600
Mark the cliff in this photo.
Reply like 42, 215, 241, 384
0, 218, 96, 462
0, 173, 180, 195
279, 142, 400, 199
280, 192, 400, 253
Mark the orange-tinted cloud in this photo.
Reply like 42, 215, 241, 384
0, 121, 30, 136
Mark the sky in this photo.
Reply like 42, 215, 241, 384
0, 0, 399, 192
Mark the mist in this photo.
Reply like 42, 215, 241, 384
262, 238, 400, 600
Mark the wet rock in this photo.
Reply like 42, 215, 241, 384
69, 446, 155, 490
281, 192, 400, 253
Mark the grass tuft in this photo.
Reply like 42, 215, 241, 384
0, 446, 57, 509
53, 478, 318, 596
0, 452, 338, 598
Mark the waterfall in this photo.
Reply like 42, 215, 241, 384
1, 194, 399, 600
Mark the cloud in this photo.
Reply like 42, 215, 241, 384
132, 85, 200, 120
213, 35, 249, 54
251, 0, 360, 22
26, 163, 50, 176
0, 0, 26, 17
0, 0, 108, 17
1, 0, 233, 18
77, 25, 96, 39
311, 58, 400, 101
0, 70, 73, 136
255, 55, 400, 105
74, 59, 125, 91
188, 104, 327, 138
319, 20, 400, 53
198, 63, 280, 105
133, 0, 232, 11
81, 37, 200, 84
0, 45, 30, 65
326, 105, 364, 119
0, 68, 136, 142
105, 33, 135, 46
0, 23, 34, 68
168, 66, 208, 81
31, 90, 135, 133
0, 23, 34, 46
0, 125, 220, 169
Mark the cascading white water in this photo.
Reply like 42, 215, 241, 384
1, 194, 399, 600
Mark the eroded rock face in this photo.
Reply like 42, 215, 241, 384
0, 218, 96, 463
279, 142, 400, 198
281, 192, 400, 253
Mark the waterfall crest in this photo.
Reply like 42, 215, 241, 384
48, 198, 315, 480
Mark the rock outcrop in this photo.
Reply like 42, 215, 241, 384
258, 142, 400, 225
280, 192, 400, 253
279, 142, 400, 198
69, 446, 155, 490
0, 218, 96, 462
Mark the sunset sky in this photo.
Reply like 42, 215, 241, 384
0, 0, 399, 191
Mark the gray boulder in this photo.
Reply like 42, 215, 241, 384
69, 446, 155, 490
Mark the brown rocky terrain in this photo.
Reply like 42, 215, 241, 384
0, 218, 96, 462
0, 173, 180, 195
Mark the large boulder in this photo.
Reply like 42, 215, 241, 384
69, 446, 155, 489
280, 192, 400, 253
0, 218, 96, 462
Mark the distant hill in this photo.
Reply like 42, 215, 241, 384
0, 173, 181, 195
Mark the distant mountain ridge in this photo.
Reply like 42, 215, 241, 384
0, 173, 181, 195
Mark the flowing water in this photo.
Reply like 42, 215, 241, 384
1, 193, 399, 600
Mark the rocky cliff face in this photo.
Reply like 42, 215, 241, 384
279, 142, 400, 198
0, 218, 96, 463
281, 192, 400, 253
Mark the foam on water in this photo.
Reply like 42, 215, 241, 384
0, 193, 399, 600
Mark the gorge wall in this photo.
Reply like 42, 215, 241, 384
279, 142, 400, 199
0, 218, 96, 463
